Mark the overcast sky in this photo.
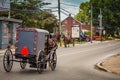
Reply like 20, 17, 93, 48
43, 0, 89, 20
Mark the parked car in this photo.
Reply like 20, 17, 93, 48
92, 36, 102, 40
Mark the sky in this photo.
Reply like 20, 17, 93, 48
43, 0, 89, 20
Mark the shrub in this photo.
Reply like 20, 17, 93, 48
105, 37, 115, 40
115, 35, 120, 39
95, 37, 106, 41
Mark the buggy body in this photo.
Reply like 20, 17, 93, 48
15, 28, 49, 59
3, 28, 57, 73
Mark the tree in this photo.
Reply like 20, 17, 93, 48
75, 0, 120, 37
38, 11, 58, 33
90, 0, 120, 37
0, 0, 59, 32
75, 1, 90, 23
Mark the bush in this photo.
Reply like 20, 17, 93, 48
115, 35, 120, 39
95, 37, 106, 41
105, 37, 115, 40
85, 30, 95, 36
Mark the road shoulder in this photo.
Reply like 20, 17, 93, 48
96, 54, 120, 75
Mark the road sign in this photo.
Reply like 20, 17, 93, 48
97, 26, 104, 30
71, 26, 80, 38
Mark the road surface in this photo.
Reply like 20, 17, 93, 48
0, 40, 120, 80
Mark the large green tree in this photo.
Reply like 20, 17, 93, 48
0, 0, 58, 32
39, 11, 58, 33
75, 1, 90, 23
75, 0, 120, 37
90, 0, 120, 37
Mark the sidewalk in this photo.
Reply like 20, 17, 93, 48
96, 54, 120, 75
0, 48, 15, 55
0, 45, 15, 54
0, 49, 6, 54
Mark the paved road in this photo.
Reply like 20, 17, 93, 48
0, 40, 120, 80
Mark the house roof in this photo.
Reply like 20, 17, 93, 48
0, 17, 22, 23
61, 14, 81, 24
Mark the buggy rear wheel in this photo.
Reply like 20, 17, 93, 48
3, 49, 13, 72
37, 51, 44, 73
20, 59, 27, 69
37, 62, 44, 73
50, 52, 57, 71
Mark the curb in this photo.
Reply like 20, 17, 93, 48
0, 49, 5, 57
95, 53, 120, 75
96, 62, 120, 75
95, 61, 111, 72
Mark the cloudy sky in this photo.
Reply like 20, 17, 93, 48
43, 0, 89, 20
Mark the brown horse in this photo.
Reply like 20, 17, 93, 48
55, 33, 75, 47
55, 32, 60, 42
62, 35, 71, 47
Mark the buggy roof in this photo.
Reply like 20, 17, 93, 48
17, 28, 49, 34
35, 28, 49, 34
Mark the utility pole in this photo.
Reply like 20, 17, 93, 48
90, 4, 93, 43
58, 0, 62, 46
8, 11, 11, 18
99, 8, 102, 42
8, 0, 11, 18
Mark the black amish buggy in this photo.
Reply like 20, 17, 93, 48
3, 28, 57, 73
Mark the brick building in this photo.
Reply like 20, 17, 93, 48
82, 22, 96, 34
61, 15, 96, 39
82, 23, 91, 31
61, 14, 81, 37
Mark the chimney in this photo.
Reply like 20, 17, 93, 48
69, 14, 71, 17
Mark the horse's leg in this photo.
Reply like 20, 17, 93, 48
64, 41, 67, 47
68, 40, 70, 47
68, 42, 70, 47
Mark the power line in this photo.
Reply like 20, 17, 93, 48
52, 10, 58, 12
60, 10, 69, 16
61, 2, 79, 8
43, 7, 58, 9
61, 8, 75, 16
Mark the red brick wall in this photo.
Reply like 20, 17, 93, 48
82, 23, 96, 34
61, 16, 81, 35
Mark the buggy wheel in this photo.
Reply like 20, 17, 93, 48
50, 52, 57, 71
3, 49, 13, 72
37, 51, 44, 73
20, 59, 27, 69
37, 62, 44, 73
